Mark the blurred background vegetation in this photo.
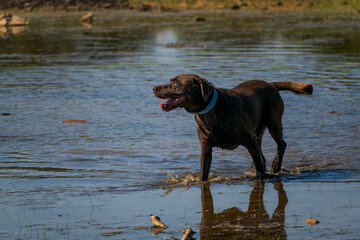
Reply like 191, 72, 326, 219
0, 0, 359, 11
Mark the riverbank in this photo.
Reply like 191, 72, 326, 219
0, 0, 359, 12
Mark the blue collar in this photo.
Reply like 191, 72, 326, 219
197, 89, 218, 115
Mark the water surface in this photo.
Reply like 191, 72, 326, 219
0, 10, 359, 239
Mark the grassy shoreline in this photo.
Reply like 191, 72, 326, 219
129, 0, 360, 11
0, 0, 360, 12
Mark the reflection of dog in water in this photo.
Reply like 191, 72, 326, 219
200, 181, 288, 239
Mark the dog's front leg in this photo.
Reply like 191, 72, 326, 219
200, 143, 212, 181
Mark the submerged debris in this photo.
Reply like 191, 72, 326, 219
171, 228, 195, 240
0, 16, 6, 26
328, 110, 345, 114
80, 12, 94, 23
0, 14, 29, 26
150, 214, 168, 236
61, 119, 87, 123
193, 16, 206, 22
9, 15, 29, 26
150, 215, 168, 229
305, 217, 320, 225
150, 226, 165, 236
180, 228, 195, 240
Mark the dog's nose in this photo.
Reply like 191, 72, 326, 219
153, 87, 158, 93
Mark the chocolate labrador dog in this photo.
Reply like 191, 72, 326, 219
153, 74, 313, 181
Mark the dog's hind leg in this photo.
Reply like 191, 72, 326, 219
244, 134, 266, 174
254, 125, 267, 170
267, 118, 287, 173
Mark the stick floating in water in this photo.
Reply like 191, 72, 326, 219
181, 228, 195, 240
150, 215, 168, 228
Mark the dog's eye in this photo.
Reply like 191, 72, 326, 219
172, 81, 177, 86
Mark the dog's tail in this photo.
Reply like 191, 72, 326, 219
271, 81, 313, 95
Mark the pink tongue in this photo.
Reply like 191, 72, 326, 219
159, 97, 177, 109
159, 102, 167, 108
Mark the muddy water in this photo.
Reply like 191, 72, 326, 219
0, 11, 359, 239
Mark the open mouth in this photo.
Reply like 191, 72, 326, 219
159, 95, 185, 111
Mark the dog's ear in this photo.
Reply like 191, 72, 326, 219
194, 75, 214, 101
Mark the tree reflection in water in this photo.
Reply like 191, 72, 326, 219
200, 181, 288, 239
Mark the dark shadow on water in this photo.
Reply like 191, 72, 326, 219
200, 181, 288, 239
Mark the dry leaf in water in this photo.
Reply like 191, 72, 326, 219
305, 217, 320, 225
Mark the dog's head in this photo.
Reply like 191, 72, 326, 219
153, 74, 214, 113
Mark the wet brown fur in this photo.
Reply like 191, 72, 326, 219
153, 74, 313, 181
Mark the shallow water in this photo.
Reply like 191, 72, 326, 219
0, 10, 359, 239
